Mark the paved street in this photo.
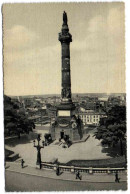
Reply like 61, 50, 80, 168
5, 170, 127, 191
5, 161, 127, 191
5, 126, 111, 166
6, 161, 127, 182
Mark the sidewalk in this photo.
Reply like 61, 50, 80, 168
5, 162, 127, 183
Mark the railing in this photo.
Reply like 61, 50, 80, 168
41, 162, 126, 174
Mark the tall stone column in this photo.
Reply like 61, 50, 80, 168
50, 11, 83, 142
59, 11, 72, 104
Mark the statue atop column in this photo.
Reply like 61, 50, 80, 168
63, 11, 68, 25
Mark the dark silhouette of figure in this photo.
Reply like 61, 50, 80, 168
115, 172, 120, 183
56, 165, 60, 176
21, 159, 25, 168
76, 171, 82, 180
63, 11, 67, 25
77, 116, 83, 139
60, 130, 64, 139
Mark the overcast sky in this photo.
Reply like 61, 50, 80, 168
3, 2, 125, 96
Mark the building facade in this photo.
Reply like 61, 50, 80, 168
79, 111, 106, 126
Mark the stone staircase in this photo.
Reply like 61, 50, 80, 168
6, 153, 19, 162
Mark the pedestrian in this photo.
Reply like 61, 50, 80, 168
56, 165, 60, 176
115, 172, 120, 183
21, 159, 25, 168
76, 171, 82, 180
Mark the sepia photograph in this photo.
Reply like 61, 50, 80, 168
2, 2, 127, 191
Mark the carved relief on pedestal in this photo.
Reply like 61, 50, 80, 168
71, 115, 78, 129
72, 122, 77, 129
58, 118, 70, 128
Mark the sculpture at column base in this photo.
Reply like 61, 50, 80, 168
50, 114, 84, 142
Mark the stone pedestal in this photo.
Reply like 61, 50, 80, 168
50, 126, 82, 142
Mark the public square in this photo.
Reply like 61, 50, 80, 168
5, 125, 112, 166
5, 125, 127, 191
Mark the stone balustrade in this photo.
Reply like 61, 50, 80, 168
40, 162, 126, 174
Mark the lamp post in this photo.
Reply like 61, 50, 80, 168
33, 134, 44, 168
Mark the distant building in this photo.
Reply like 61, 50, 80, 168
107, 96, 126, 107
79, 103, 98, 111
79, 111, 106, 126
78, 105, 106, 126
98, 97, 109, 102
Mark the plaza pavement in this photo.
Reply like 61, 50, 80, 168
5, 161, 127, 183
5, 127, 112, 166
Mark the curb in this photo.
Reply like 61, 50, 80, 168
5, 168, 127, 183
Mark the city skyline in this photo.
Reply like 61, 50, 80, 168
6, 92, 126, 99
3, 3, 125, 96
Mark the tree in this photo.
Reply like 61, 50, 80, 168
94, 105, 126, 156
4, 95, 35, 137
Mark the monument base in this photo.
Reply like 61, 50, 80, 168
50, 101, 84, 143
50, 126, 82, 142
50, 116, 84, 142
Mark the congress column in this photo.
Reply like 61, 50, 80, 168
59, 11, 72, 104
